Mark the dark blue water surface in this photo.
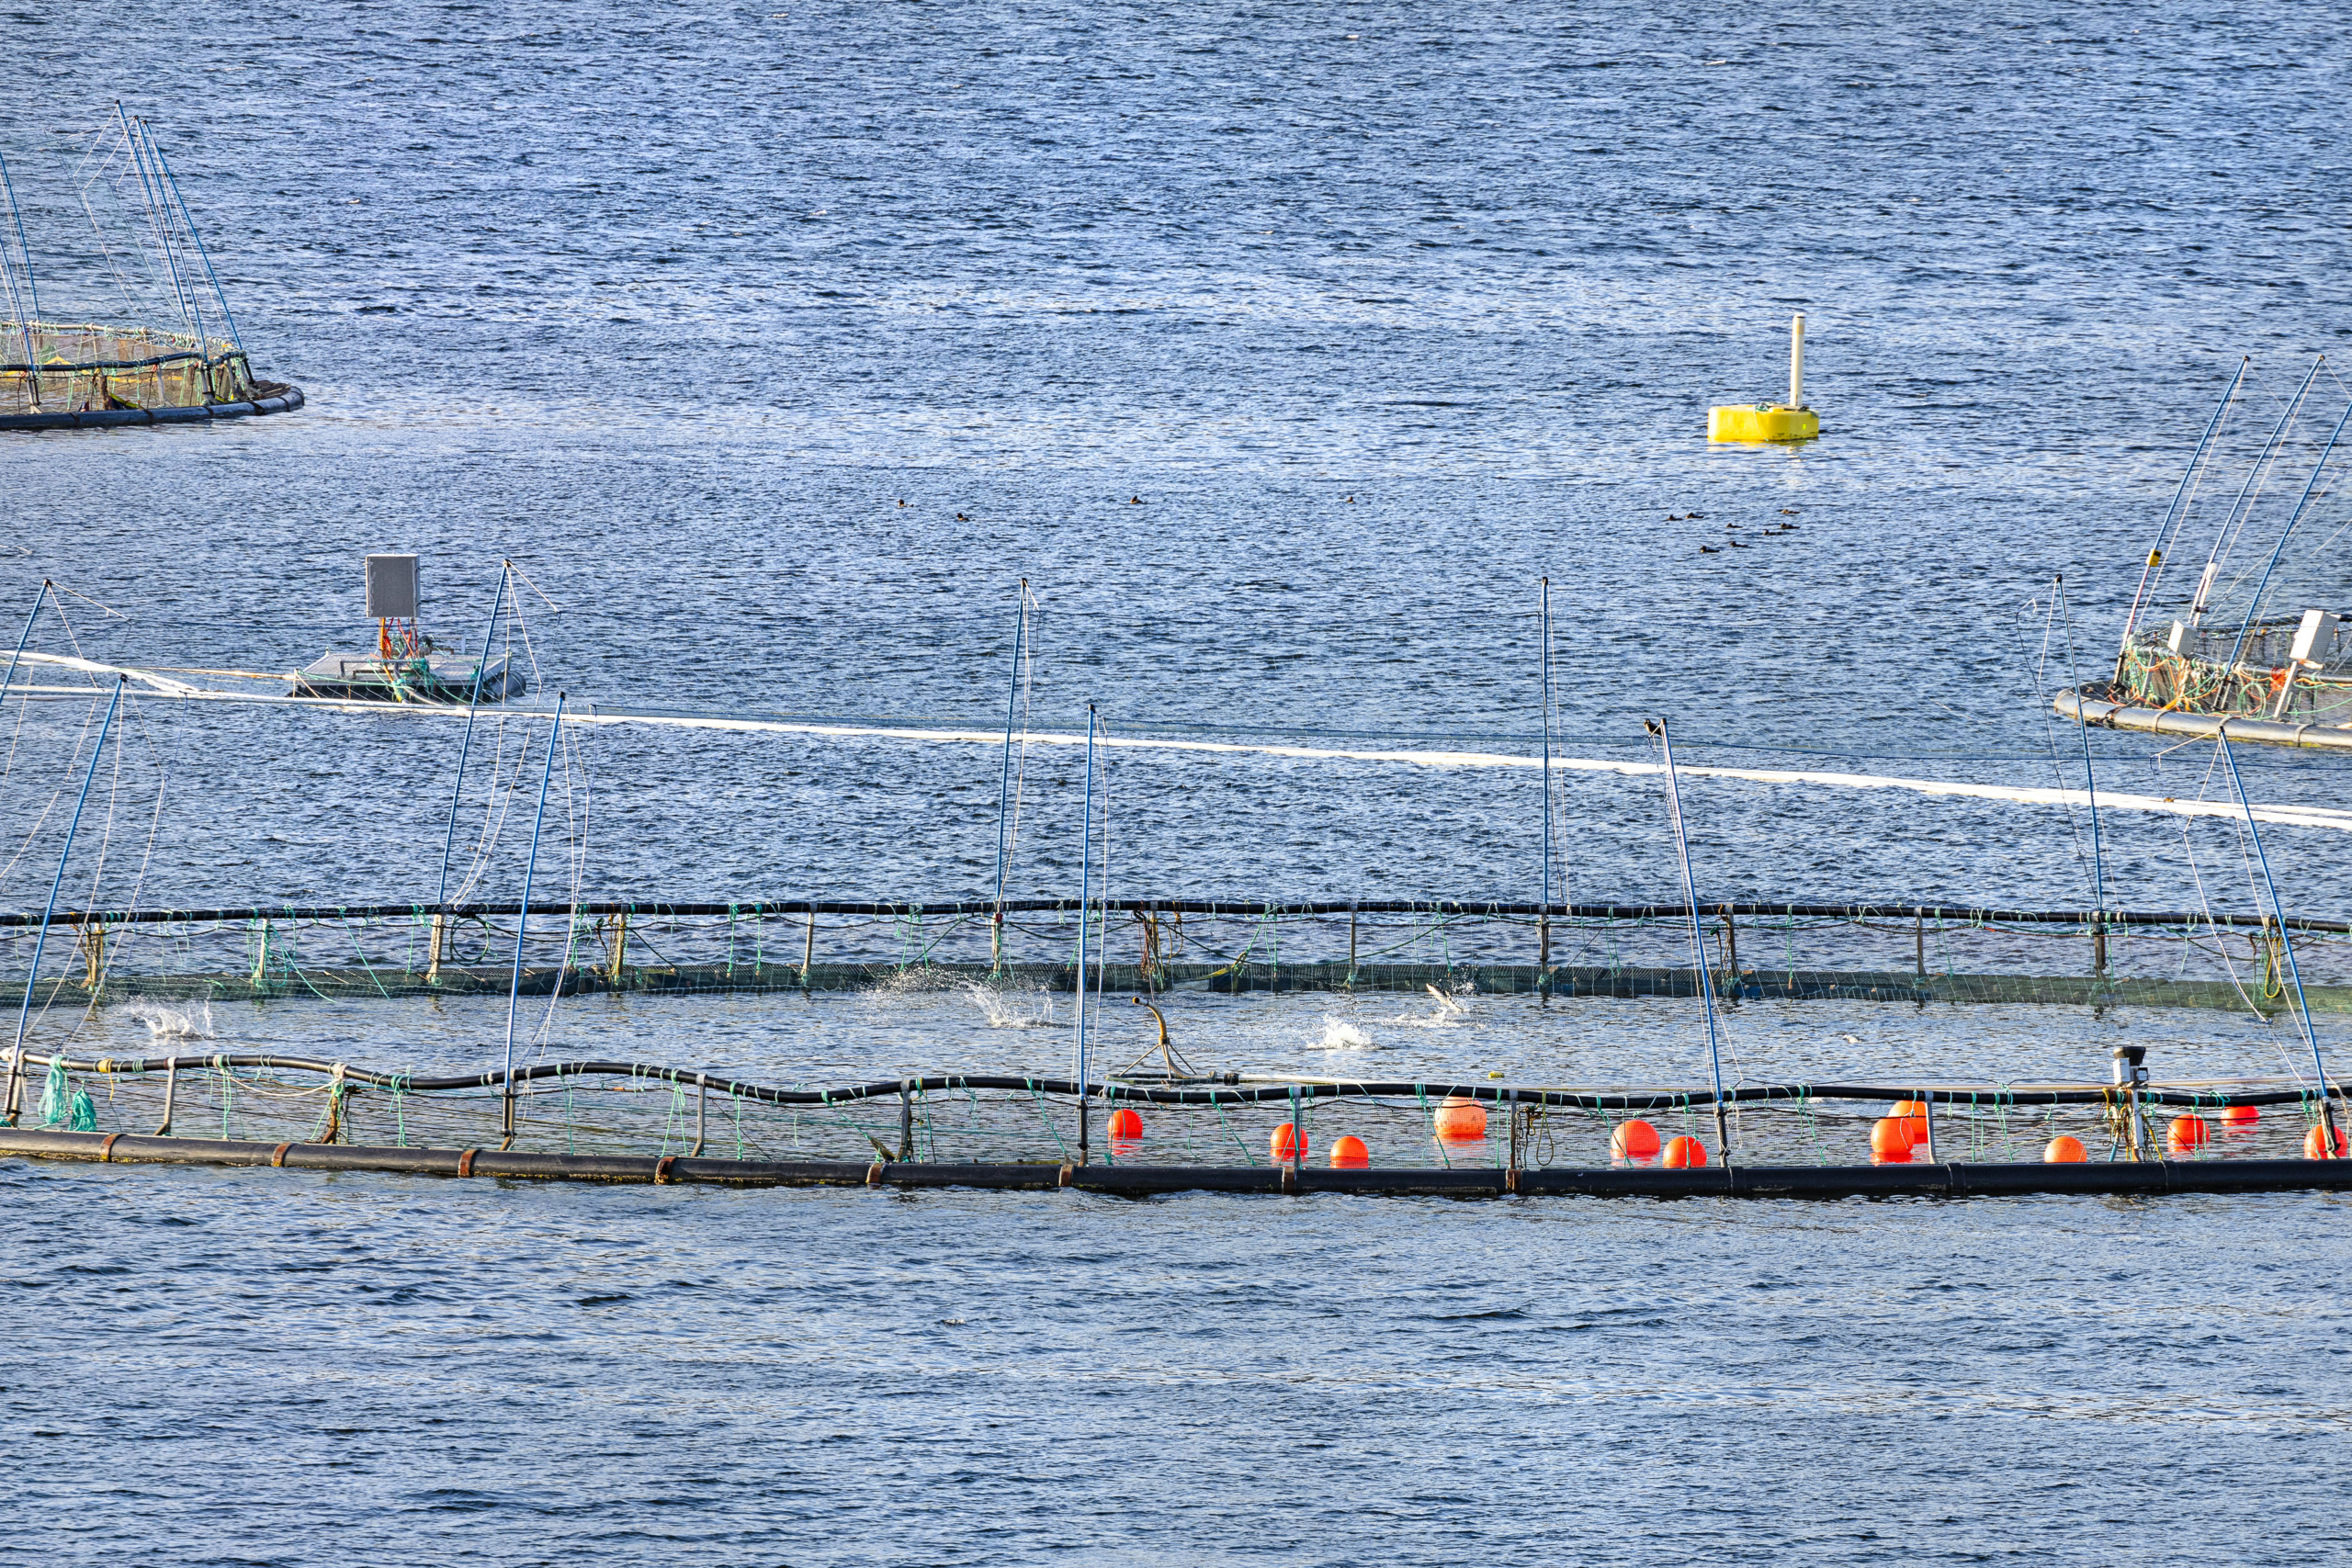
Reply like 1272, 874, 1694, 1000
7, 2, 2352, 1561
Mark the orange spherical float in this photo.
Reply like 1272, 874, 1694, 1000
1270, 1122, 1306, 1162
1661, 1135, 1708, 1168
2165, 1115, 2210, 1152
1329, 1134, 1370, 1169
1869, 1118, 1915, 1162
1889, 1099, 1929, 1145
1107, 1108, 1143, 1140
2305, 1123, 2347, 1160
2220, 1104, 2260, 1126
1610, 1119, 1661, 1160
2043, 1135, 2086, 1164
1432, 1095, 1487, 1143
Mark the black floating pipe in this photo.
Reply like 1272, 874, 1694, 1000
3, 897, 2346, 935
15, 1054, 2346, 1114
12, 1129, 2352, 1201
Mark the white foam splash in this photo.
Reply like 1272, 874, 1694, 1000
119, 1000, 213, 1040
961, 980, 1057, 1029
1311, 1014, 1374, 1051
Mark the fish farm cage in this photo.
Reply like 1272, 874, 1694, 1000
1, 114, 300, 430
5, 1051, 2347, 1201
6, 896, 2349, 1013
0, 321, 300, 429
8, 897, 2351, 1198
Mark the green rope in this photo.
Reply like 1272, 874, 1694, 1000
1027, 1080, 1072, 1163
1415, 1084, 1447, 1168
341, 913, 395, 1000
1209, 1088, 1258, 1166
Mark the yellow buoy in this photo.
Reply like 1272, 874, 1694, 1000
1709, 313, 1819, 443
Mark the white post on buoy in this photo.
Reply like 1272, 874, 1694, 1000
1789, 313, 1805, 409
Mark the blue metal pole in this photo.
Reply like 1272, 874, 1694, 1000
990, 581, 1026, 971
0, 152, 41, 389
151, 134, 248, 370
0, 580, 52, 705
2219, 736, 2340, 1154
1075, 704, 1094, 1164
434, 564, 510, 910
1539, 577, 1555, 1002
1541, 576, 1553, 909
1650, 716, 1732, 1160
0, 150, 41, 322
2056, 577, 2107, 929
501, 693, 565, 1146
2115, 358, 2246, 678
2227, 396, 2352, 670
5, 677, 123, 1125
2193, 357, 2321, 619
118, 107, 199, 347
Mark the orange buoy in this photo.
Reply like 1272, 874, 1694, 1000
1432, 1095, 1487, 1143
2165, 1115, 2210, 1152
2043, 1135, 2086, 1164
1610, 1119, 1661, 1160
2304, 1123, 2347, 1160
1270, 1122, 1306, 1162
1661, 1134, 1707, 1168
1888, 1099, 1930, 1145
2220, 1104, 2259, 1126
1107, 1108, 1143, 1140
1870, 1118, 1915, 1160
1329, 1134, 1370, 1168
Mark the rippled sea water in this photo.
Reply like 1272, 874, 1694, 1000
8, 2, 2352, 1562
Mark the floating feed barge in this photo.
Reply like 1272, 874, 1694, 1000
0, 114, 300, 431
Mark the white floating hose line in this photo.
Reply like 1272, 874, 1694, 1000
10, 656, 2352, 834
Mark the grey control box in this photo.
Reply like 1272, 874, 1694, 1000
365, 555, 419, 620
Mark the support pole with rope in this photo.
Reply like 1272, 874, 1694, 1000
2115, 357, 2246, 680
1539, 575, 1554, 1004
0, 580, 52, 704
5, 676, 124, 1125
1075, 704, 1096, 1165
433, 563, 511, 976
2220, 736, 2340, 1156
1647, 716, 1733, 1161
500, 694, 565, 1149
991, 580, 1027, 974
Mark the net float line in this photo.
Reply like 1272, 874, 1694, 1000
14, 1054, 2346, 1114
5, 897, 2346, 935
9, 1126, 2352, 1201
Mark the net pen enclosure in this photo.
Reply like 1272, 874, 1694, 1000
6, 1051, 2350, 1201
1, 113, 303, 430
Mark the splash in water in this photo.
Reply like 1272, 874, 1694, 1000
119, 1000, 214, 1040
960, 980, 1057, 1030
1310, 1014, 1374, 1051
